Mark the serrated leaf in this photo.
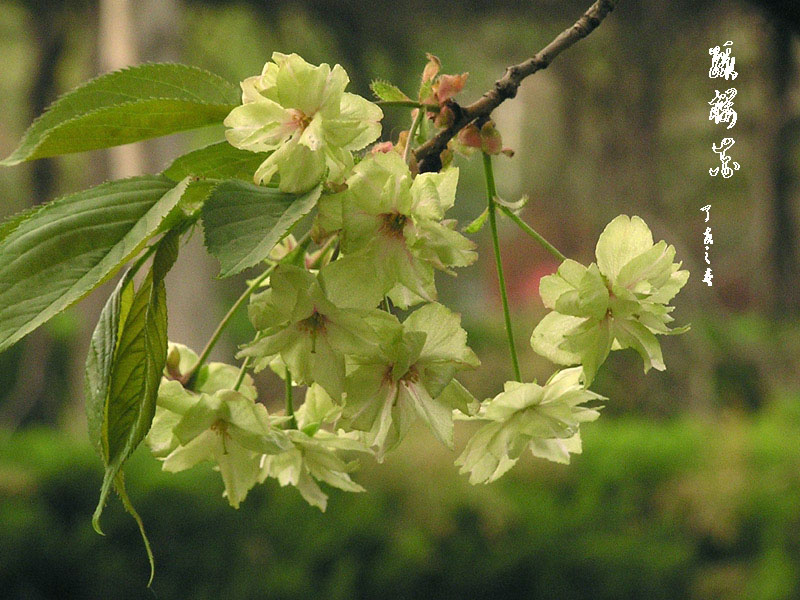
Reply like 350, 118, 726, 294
0, 175, 188, 353
202, 180, 321, 277
370, 80, 411, 103
162, 141, 269, 182
92, 231, 179, 534
2, 63, 239, 165
463, 207, 489, 234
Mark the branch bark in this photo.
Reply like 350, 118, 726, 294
415, 0, 617, 173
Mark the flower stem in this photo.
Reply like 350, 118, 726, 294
483, 153, 521, 382
232, 356, 251, 392
285, 367, 297, 429
184, 234, 310, 386
496, 204, 566, 262
403, 106, 426, 166
377, 100, 440, 112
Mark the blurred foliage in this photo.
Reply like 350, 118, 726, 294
2, 397, 800, 599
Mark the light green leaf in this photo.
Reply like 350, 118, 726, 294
3, 63, 239, 165
162, 141, 270, 182
370, 79, 411, 103
0, 175, 187, 353
202, 180, 321, 276
463, 208, 489, 234
92, 232, 179, 534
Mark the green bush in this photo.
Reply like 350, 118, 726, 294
2, 402, 800, 600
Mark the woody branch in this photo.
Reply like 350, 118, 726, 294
415, 0, 618, 173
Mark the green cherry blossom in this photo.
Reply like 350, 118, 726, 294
455, 367, 602, 484
341, 302, 479, 458
224, 52, 382, 193
318, 151, 477, 309
531, 215, 689, 385
239, 264, 385, 400
259, 384, 371, 511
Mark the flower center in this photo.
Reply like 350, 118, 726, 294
287, 108, 312, 131
380, 212, 408, 239
298, 309, 328, 334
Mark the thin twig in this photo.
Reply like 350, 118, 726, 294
497, 205, 566, 262
483, 153, 521, 382
416, 0, 617, 172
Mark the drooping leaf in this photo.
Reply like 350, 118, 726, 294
92, 231, 179, 534
2, 63, 239, 165
162, 141, 270, 182
463, 207, 489, 234
202, 180, 321, 277
85, 266, 136, 457
0, 175, 188, 353
370, 79, 411, 103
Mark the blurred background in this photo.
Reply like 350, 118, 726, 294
1, 0, 800, 598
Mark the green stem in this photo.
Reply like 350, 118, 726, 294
183, 264, 274, 385
483, 153, 522, 382
377, 100, 440, 112
285, 367, 296, 429
403, 106, 426, 166
496, 204, 566, 262
232, 356, 251, 392
184, 234, 311, 385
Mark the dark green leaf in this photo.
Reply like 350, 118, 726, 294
2, 63, 239, 165
202, 180, 321, 277
162, 141, 269, 182
0, 175, 188, 353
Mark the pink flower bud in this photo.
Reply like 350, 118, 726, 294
434, 73, 468, 103
457, 123, 482, 149
371, 141, 395, 154
480, 121, 503, 155
434, 105, 455, 128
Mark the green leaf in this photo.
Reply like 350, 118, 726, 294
85, 266, 136, 458
0, 175, 188, 353
162, 142, 269, 182
2, 63, 240, 165
92, 231, 179, 534
370, 80, 411, 103
202, 180, 321, 277
463, 207, 489, 234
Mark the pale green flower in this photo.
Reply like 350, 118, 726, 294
239, 264, 385, 400
146, 343, 290, 508
530, 215, 689, 385
259, 384, 371, 511
341, 302, 479, 457
318, 151, 476, 309
224, 52, 382, 193
455, 368, 602, 484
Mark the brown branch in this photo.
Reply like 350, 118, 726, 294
416, 0, 617, 173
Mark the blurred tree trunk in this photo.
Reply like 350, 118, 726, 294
768, 22, 800, 317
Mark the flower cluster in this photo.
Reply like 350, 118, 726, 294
147, 55, 688, 508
